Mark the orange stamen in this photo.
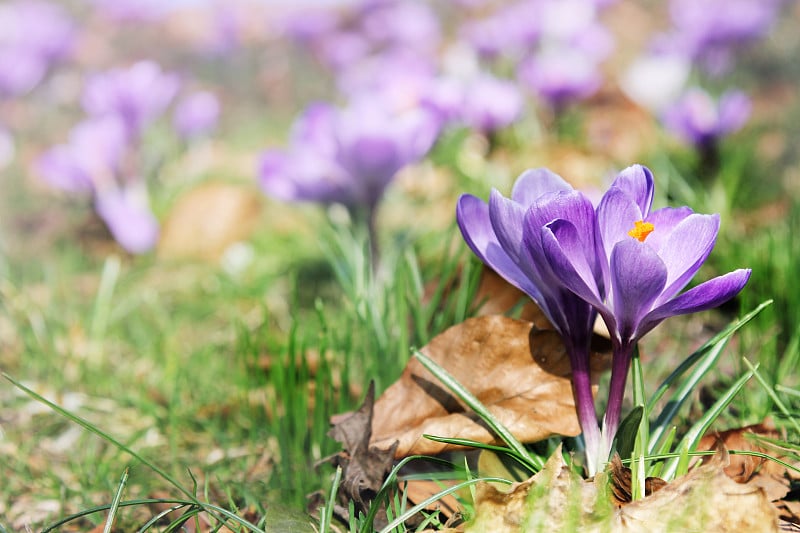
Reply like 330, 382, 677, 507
628, 220, 655, 242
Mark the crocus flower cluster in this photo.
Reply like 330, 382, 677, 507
0, 0, 75, 97
623, 0, 782, 151
457, 164, 750, 474
460, 0, 613, 111
662, 0, 785, 75
37, 61, 220, 254
281, 0, 440, 77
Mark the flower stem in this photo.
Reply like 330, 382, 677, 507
603, 340, 636, 447
569, 346, 601, 476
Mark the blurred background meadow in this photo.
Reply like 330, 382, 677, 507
1, 0, 799, 530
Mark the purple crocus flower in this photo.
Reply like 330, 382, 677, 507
82, 61, 180, 140
666, 0, 783, 74
0, 0, 74, 97
35, 115, 161, 254
456, 169, 607, 474
36, 115, 128, 193
517, 47, 602, 110
172, 90, 220, 141
540, 164, 751, 451
259, 97, 439, 214
661, 87, 751, 148
95, 185, 160, 254
460, 74, 524, 134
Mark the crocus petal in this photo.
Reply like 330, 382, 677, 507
488, 188, 528, 265
608, 165, 654, 217
597, 186, 643, 261
527, 190, 596, 237
511, 168, 572, 206
610, 239, 668, 341
640, 206, 693, 252
539, 219, 606, 311
638, 269, 752, 338
655, 213, 720, 305
457, 194, 544, 303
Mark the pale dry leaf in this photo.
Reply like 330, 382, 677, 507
158, 182, 262, 260
472, 267, 552, 328
616, 462, 780, 532
370, 316, 610, 458
465, 446, 780, 533
696, 421, 791, 502
467, 444, 599, 533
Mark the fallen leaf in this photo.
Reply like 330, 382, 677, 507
467, 444, 598, 532
472, 267, 552, 328
607, 454, 666, 507
616, 460, 780, 532
369, 316, 610, 457
324, 382, 399, 529
697, 422, 790, 501
401, 479, 461, 520
158, 182, 262, 261
466, 446, 781, 532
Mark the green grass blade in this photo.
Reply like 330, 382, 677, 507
378, 477, 512, 533
660, 365, 756, 480
742, 357, 800, 435
103, 468, 129, 533
647, 300, 771, 412
647, 336, 728, 454
319, 466, 343, 533
414, 350, 543, 471
422, 434, 535, 472
4, 373, 265, 533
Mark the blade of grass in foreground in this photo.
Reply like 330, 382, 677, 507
660, 364, 756, 480
647, 300, 771, 454
378, 477, 512, 533
103, 468, 128, 533
414, 350, 544, 471
3, 373, 265, 533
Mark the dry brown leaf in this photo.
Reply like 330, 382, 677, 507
472, 267, 552, 328
697, 422, 791, 502
466, 446, 781, 532
607, 454, 667, 507
401, 479, 461, 519
158, 182, 262, 260
323, 383, 399, 529
370, 315, 610, 458
468, 444, 598, 532
616, 462, 780, 532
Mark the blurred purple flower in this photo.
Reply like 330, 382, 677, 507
95, 185, 160, 254
0, 0, 74, 96
662, 88, 751, 147
281, 0, 440, 74
541, 164, 750, 450
518, 47, 602, 109
82, 61, 180, 139
663, 0, 783, 73
172, 91, 220, 141
86, 0, 168, 21
460, 74, 524, 134
36, 115, 162, 254
259, 98, 439, 213
459, 1, 540, 60
36, 116, 128, 193
456, 168, 605, 473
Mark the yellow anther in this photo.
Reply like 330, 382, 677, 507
628, 220, 655, 242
